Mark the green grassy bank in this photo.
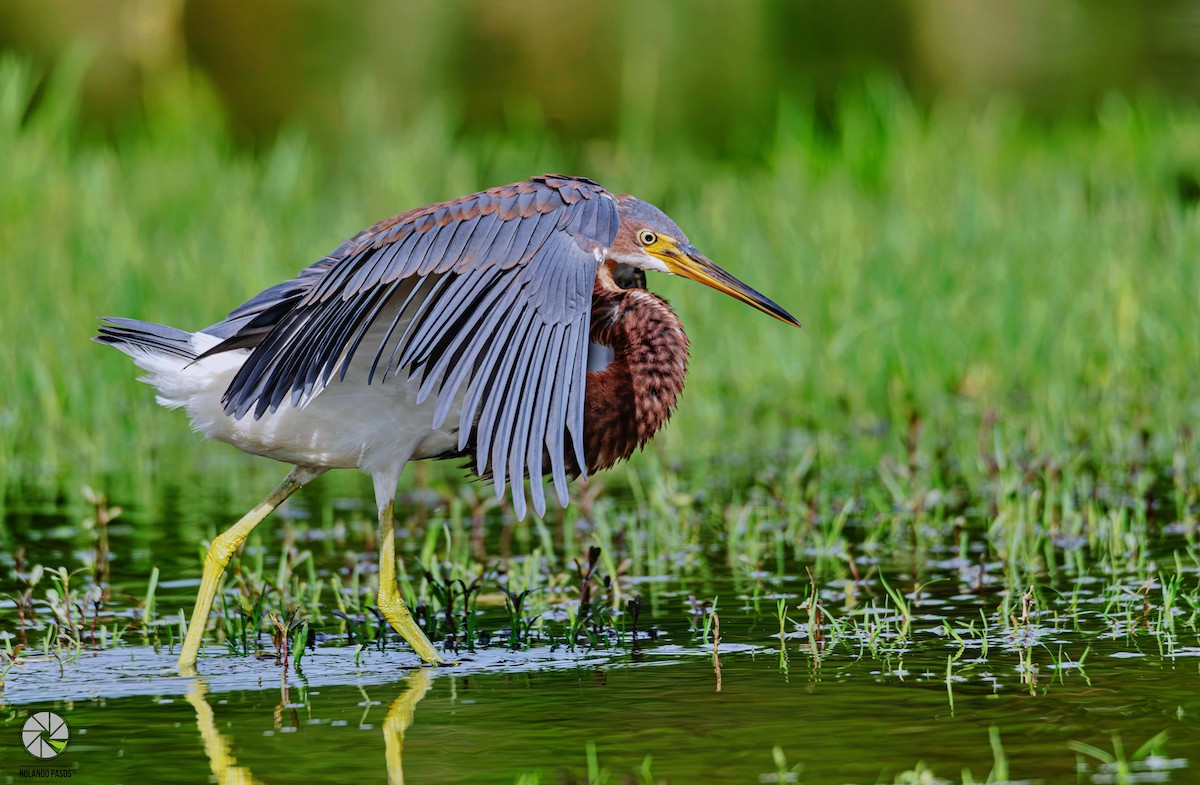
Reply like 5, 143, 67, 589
2, 55, 1198, 520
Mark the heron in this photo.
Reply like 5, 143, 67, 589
96, 174, 799, 672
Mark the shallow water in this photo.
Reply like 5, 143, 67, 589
3, 501, 1200, 784
3, 628, 1198, 784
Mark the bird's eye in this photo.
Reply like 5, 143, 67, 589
637, 229, 657, 246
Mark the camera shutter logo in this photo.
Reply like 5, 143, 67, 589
22, 711, 69, 759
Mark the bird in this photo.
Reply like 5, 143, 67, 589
96, 174, 800, 672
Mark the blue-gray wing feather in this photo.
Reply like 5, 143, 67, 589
203, 176, 618, 512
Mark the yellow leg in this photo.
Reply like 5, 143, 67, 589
377, 499, 445, 663
177, 466, 325, 674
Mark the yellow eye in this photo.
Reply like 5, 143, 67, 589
638, 229, 657, 246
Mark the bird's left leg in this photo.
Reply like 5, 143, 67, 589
178, 465, 326, 673
377, 497, 445, 663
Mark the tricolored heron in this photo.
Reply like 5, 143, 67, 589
96, 175, 799, 671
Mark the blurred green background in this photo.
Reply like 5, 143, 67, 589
3, 0, 1200, 512
2, 0, 1198, 152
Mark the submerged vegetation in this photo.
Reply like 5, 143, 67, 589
2, 54, 1200, 782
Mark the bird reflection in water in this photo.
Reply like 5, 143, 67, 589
185, 671, 433, 785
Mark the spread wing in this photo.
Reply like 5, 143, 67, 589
202, 175, 619, 518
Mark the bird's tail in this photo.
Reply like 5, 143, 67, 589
95, 317, 199, 363
95, 317, 209, 412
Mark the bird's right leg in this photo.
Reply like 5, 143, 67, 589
177, 465, 326, 673
377, 497, 445, 664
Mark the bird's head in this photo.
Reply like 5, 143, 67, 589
610, 194, 800, 327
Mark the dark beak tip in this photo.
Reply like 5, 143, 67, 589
765, 303, 802, 328
683, 247, 801, 329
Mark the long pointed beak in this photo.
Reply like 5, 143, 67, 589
666, 244, 801, 327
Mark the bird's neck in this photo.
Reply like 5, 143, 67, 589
580, 285, 690, 475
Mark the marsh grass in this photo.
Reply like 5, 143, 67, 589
2, 55, 1199, 512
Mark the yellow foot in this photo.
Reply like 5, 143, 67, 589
377, 589, 447, 664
